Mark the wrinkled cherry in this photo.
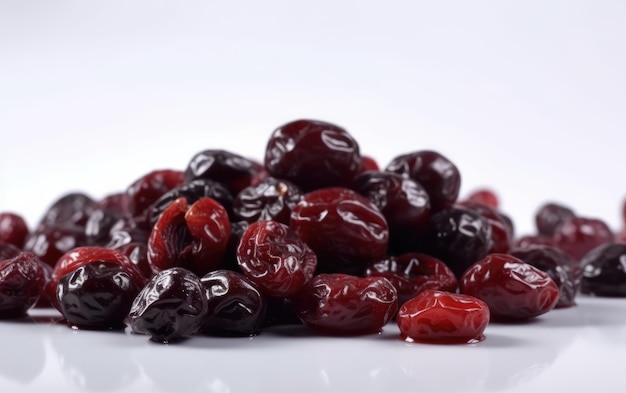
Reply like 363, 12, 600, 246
459, 202, 514, 254
114, 242, 153, 280
0, 212, 29, 249
185, 149, 263, 195
24, 225, 88, 266
535, 202, 575, 237
126, 169, 185, 219
37, 192, 95, 229
511, 245, 580, 308
426, 207, 492, 278
264, 119, 362, 191
553, 216, 613, 261
57, 262, 139, 329
365, 253, 457, 306
0, 252, 45, 318
237, 221, 317, 297
385, 150, 460, 212
460, 253, 559, 320
397, 290, 489, 344
233, 177, 303, 225
200, 270, 267, 336
127, 267, 208, 343
580, 243, 626, 297
290, 187, 388, 274
293, 274, 398, 335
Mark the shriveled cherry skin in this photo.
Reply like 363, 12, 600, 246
200, 270, 267, 336
515, 235, 556, 249
464, 188, 499, 209
24, 225, 88, 266
185, 149, 263, 195
128, 267, 208, 343
535, 202, 575, 237
0, 252, 45, 318
56, 262, 139, 329
0, 212, 29, 249
290, 187, 389, 274
365, 253, 457, 306
237, 221, 317, 297
114, 242, 153, 281
460, 253, 559, 320
126, 169, 185, 218
264, 119, 362, 192
293, 274, 398, 335
459, 202, 514, 254
149, 179, 234, 226
84, 208, 128, 246
233, 177, 303, 225
37, 192, 95, 229
580, 243, 626, 297
425, 207, 492, 278
147, 197, 230, 276
397, 290, 489, 344
221, 221, 249, 272
385, 150, 460, 212
511, 245, 580, 308
553, 217, 613, 261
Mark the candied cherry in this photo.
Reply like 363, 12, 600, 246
127, 267, 208, 343
237, 220, 317, 297
56, 261, 139, 329
0, 212, 29, 248
535, 202, 575, 237
126, 169, 185, 219
459, 202, 514, 254
365, 253, 457, 306
385, 150, 460, 212
397, 290, 489, 344
460, 253, 559, 320
580, 243, 626, 297
233, 177, 303, 225
290, 187, 388, 274
114, 242, 153, 280
185, 149, 263, 195
426, 207, 492, 278
511, 245, 580, 308
147, 197, 230, 276
553, 216, 613, 261
37, 192, 95, 229
264, 119, 362, 191
200, 270, 267, 336
464, 188, 499, 209
0, 252, 45, 318
24, 225, 87, 266
293, 274, 398, 335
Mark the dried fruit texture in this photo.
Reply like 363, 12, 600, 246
126, 169, 185, 220
233, 177, 303, 224
535, 202, 575, 237
553, 217, 613, 261
580, 243, 626, 297
460, 253, 559, 320
290, 187, 388, 274
237, 221, 317, 297
397, 290, 489, 344
147, 197, 230, 276
264, 119, 362, 191
365, 253, 457, 306
0, 212, 29, 249
458, 202, 514, 254
0, 252, 45, 318
128, 267, 208, 343
293, 274, 398, 335
200, 270, 267, 336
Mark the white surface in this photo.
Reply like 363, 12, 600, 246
0, 296, 625, 393
2, 2, 626, 392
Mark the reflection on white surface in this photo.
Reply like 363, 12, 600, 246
0, 296, 625, 392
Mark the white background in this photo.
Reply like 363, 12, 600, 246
2, 1, 626, 235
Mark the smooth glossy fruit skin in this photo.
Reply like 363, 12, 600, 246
0, 212, 29, 249
24, 225, 88, 266
128, 267, 208, 343
464, 189, 499, 209
580, 243, 626, 296
0, 252, 45, 318
460, 253, 559, 320
397, 290, 489, 344
365, 253, 457, 306
114, 242, 154, 281
233, 177, 303, 225
535, 202, 575, 237
56, 262, 139, 329
290, 187, 389, 274
200, 270, 267, 336
264, 119, 362, 192
511, 245, 580, 308
147, 197, 230, 276
553, 217, 613, 261
426, 207, 492, 278
359, 155, 380, 172
237, 221, 317, 297
293, 274, 398, 335
126, 169, 185, 220
184, 149, 263, 195
385, 150, 460, 212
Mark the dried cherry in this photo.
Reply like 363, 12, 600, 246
0, 212, 29, 249
0, 252, 45, 318
580, 243, 626, 296
233, 177, 303, 224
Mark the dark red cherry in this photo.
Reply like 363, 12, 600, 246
24, 225, 88, 267
0, 212, 29, 249
458, 202, 514, 254
126, 169, 185, 218
464, 188, 499, 209
233, 177, 303, 225
580, 243, 626, 297
535, 202, 575, 237
37, 192, 95, 229
553, 217, 613, 261
0, 252, 45, 318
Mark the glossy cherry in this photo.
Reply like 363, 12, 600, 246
0, 252, 45, 318
126, 169, 185, 219
553, 217, 613, 261
580, 243, 626, 296
233, 177, 303, 225
464, 188, 499, 209
0, 212, 29, 249
535, 202, 575, 237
